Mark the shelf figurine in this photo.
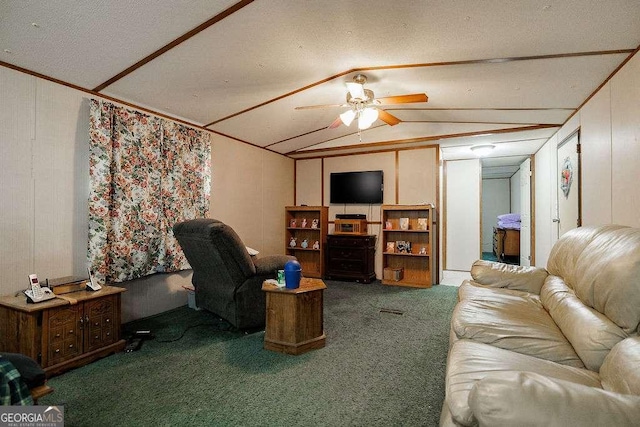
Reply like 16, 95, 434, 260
312, 240, 320, 250
301, 218, 307, 228
289, 237, 297, 247
301, 239, 309, 248
311, 218, 319, 229
290, 219, 297, 228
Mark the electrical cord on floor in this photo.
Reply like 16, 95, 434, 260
153, 321, 235, 343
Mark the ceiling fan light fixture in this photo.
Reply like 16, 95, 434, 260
340, 109, 356, 126
357, 107, 379, 130
470, 144, 496, 156
346, 82, 365, 100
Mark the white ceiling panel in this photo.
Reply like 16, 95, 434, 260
390, 109, 572, 125
205, 54, 624, 150
2, 1, 639, 159
0, 1, 237, 89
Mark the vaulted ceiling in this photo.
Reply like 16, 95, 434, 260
2, 1, 639, 174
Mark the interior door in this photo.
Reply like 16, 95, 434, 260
519, 158, 531, 266
557, 131, 581, 237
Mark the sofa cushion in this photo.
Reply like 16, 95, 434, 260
468, 371, 640, 427
572, 227, 640, 334
458, 280, 541, 305
600, 336, 640, 395
445, 340, 600, 427
541, 275, 627, 371
451, 297, 584, 368
546, 225, 627, 289
470, 260, 548, 294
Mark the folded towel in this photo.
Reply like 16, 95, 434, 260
497, 213, 521, 222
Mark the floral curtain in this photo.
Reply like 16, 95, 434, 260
88, 99, 211, 283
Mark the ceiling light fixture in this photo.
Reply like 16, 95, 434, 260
337, 76, 380, 130
470, 144, 496, 156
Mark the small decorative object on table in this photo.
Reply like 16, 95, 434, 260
312, 240, 320, 250
311, 218, 319, 229
290, 218, 297, 228
301, 218, 307, 228
301, 239, 308, 248
399, 218, 410, 230
386, 241, 395, 253
417, 218, 428, 231
289, 237, 297, 247
284, 260, 302, 289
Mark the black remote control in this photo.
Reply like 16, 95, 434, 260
125, 338, 143, 353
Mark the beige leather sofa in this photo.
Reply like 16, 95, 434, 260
440, 225, 640, 426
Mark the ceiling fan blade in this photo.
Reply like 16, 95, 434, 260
376, 93, 428, 105
328, 116, 343, 129
295, 103, 347, 110
346, 82, 366, 100
378, 109, 401, 126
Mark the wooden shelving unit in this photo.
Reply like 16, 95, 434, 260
285, 206, 328, 278
381, 204, 436, 288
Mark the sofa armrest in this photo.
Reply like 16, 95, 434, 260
470, 260, 548, 294
469, 371, 640, 427
253, 255, 296, 276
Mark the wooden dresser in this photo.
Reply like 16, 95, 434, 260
0, 286, 126, 377
325, 234, 376, 283
493, 227, 520, 262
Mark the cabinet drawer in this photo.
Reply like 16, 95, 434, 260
327, 236, 374, 247
328, 259, 364, 273
88, 325, 115, 350
49, 337, 82, 364
328, 247, 365, 261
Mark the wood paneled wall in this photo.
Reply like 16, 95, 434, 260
0, 66, 294, 322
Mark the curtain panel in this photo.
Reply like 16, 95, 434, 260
88, 99, 211, 283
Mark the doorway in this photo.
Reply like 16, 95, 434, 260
480, 156, 533, 266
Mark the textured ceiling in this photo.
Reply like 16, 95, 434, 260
2, 0, 639, 177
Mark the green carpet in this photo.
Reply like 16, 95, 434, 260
40, 281, 458, 426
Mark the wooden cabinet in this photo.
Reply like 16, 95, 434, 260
285, 206, 328, 278
325, 234, 376, 283
262, 278, 326, 355
0, 286, 126, 377
381, 205, 436, 288
493, 227, 520, 262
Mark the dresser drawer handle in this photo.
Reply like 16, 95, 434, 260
55, 333, 61, 338
105, 318, 110, 323
68, 344, 74, 348
55, 349, 60, 353
95, 335, 99, 339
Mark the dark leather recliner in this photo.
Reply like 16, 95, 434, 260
173, 219, 295, 329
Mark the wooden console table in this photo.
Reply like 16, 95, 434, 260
262, 278, 326, 355
0, 286, 126, 377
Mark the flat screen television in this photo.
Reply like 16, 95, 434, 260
330, 170, 384, 204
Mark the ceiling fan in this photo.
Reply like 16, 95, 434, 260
295, 74, 428, 130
